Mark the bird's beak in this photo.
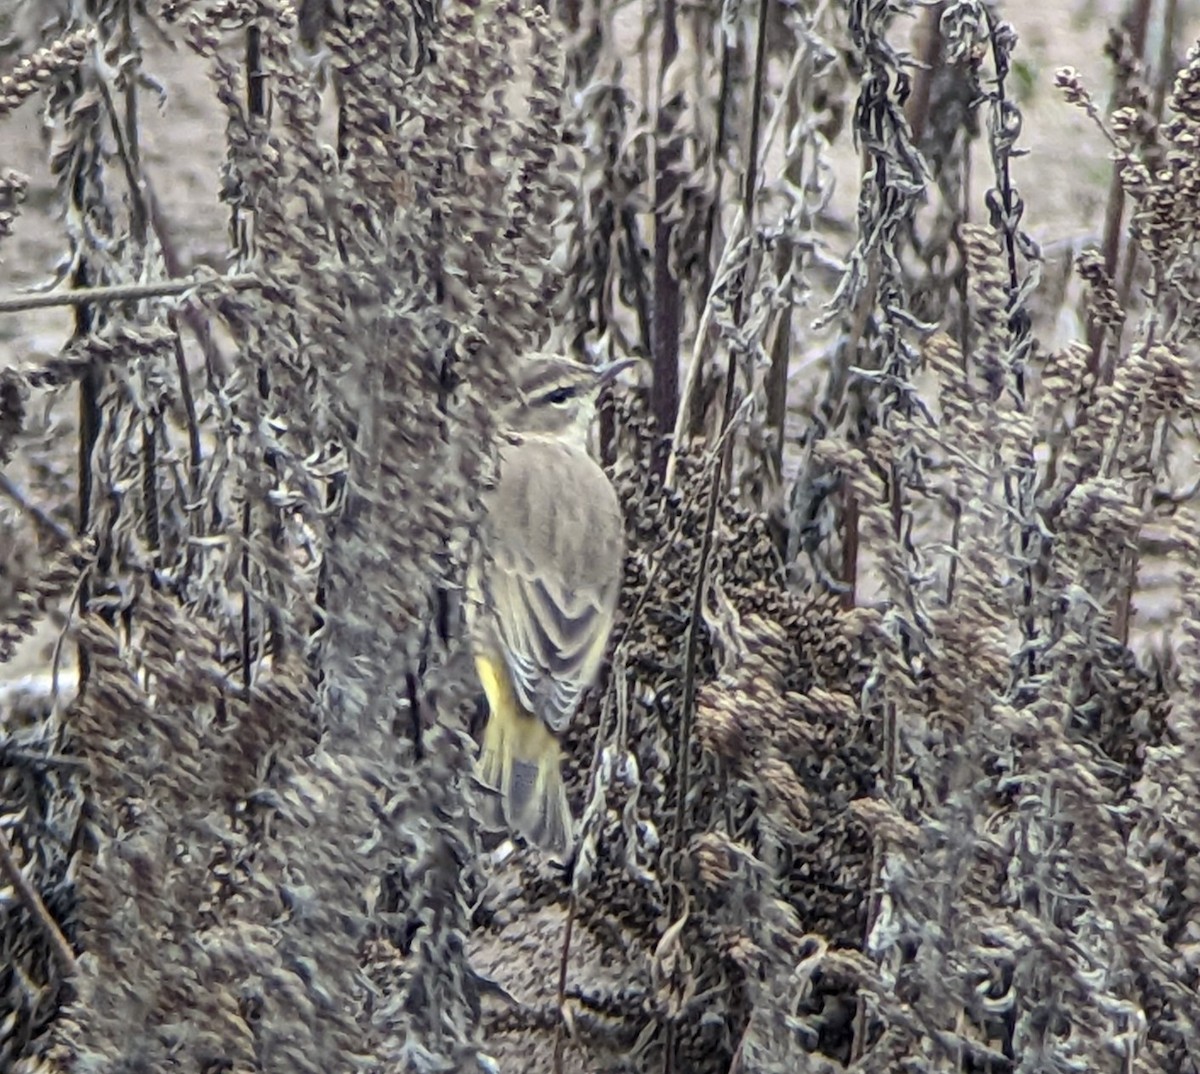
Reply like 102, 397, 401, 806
595, 357, 639, 385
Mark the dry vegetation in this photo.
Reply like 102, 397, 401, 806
2, 0, 1200, 1071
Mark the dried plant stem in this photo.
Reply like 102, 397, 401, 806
0, 273, 260, 314
1089, 0, 1152, 382
238, 20, 269, 694
1113, 546, 1138, 646
667, 41, 808, 479
764, 288, 791, 477
835, 252, 880, 607
982, 11, 1038, 673
651, 0, 682, 474
0, 825, 77, 980
143, 420, 160, 568
123, 3, 148, 255
76, 320, 99, 687
764, 83, 803, 477
246, 26, 267, 119
240, 502, 252, 698
700, 39, 733, 290
985, 23, 1024, 351
1151, 0, 1180, 119
676, 33, 734, 448
664, 0, 769, 1066
905, 2, 944, 144
0, 471, 76, 545
671, 0, 770, 864
552, 896, 577, 1074
169, 313, 204, 502
840, 489, 859, 611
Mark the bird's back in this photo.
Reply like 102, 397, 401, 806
468, 431, 625, 853
488, 435, 624, 596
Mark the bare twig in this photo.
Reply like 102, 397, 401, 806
663, 0, 770, 1067
651, 0, 682, 475
905, 2, 945, 144
0, 273, 260, 313
0, 471, 75, 545
0, 824, 78, 980
667, 40, 809, 477
1089, 0, 1152, 382
552, 897, 577, 1074
169, 312, 204, 503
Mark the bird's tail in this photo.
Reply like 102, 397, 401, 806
476, 687, 573, 856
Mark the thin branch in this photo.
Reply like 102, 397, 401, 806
1089, 0, 1152, 382
0, 471, 76, 545
904, 2, 944, 145
668, 40, 808, 476
0, 273, 260, 314
0, 824, 78, 980
169, 312, 204, 503
664, 0, 770, 1067
143, 169, 234, 383
651, 0, 682, 476
552, 897, 577, 1074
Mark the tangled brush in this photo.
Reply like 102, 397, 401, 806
3, 1, 1200, 1072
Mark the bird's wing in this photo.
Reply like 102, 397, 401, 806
482, 438, 624, 735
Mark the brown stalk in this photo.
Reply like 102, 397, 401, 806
169, 312, 204, 504
1088, 0, 1152, 383
836, 251, 880, 609
651, 0, 682, 476
76, 288, 99, 689
1114, 0, 1180, 353
764, 280, 792, 481
0, 273, 260, 313
1150, 0, 1179, 120
0, 471, 77, 546
238, 21, 269, 692
663, 0, 770, 1066
107, 14, 161, 573
694, 25, 733, 330
552, 898, 577, 1074
840, 488, 859, 611
763, 81, 804, 481
905, 2, 944, 145
0, 825, 78, 980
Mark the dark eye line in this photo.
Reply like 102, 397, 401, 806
538, 387, 576, 406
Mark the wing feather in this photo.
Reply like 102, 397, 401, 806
477, 437, 623, 735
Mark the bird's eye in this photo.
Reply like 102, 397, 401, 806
540, 386, 575, 406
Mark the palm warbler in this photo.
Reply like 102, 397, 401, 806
468, 353, 633, 855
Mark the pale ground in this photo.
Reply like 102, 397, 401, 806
1, 0, 1197, 691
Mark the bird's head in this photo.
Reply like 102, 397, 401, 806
502, 353, 637, 440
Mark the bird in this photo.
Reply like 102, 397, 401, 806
467, 353, 633, 857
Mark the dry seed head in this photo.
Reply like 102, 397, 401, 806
1075, 249, 1126, 333
0, 169, 29, 241
720, 929, 765, 975
692, 832, 745, 892
756, 756, 810, 829
1054, 66, 1093, 111
0, 27, 95, 119
1144, 344, 1190, 414
696, 681, 747, 762
0, 369, 27, 467
798, 686, 858, 724
1169, 43, 1200, 120
849, 798, 922, 852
